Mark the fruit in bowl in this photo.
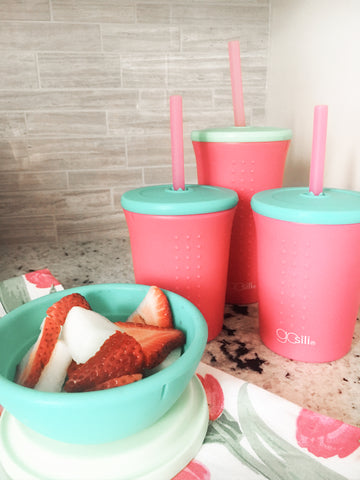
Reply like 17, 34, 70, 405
16, 286, 185, 393
0, 284, 207, 444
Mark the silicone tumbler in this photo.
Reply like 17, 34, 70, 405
251, 187, 360, 363
192, 126, 292, 305
121, 184, 238, 341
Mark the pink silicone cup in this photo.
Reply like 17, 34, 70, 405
193, 139, 290, 304
123, 208, 237, 341
253, 213, 360, 362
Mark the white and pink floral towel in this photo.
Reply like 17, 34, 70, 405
175, 362, 360, 480
0, 271, 359, 480
0, 269, 63, 317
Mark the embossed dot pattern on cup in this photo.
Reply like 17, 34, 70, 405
173, 233, 203, 303
277, 238, 311, 331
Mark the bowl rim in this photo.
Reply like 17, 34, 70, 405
0, 283, 207, 405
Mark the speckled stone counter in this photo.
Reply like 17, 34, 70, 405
1, 238, 359, 427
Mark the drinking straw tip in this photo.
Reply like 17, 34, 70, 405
315, 104, 328, 113
228, 40, 245, 127
228, 39, 240, 48
170, 95, 185, 191
309, 104, 328, 195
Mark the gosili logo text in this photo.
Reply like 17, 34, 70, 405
276, 328, 316, 346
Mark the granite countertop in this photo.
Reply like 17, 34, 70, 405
1, 238, 359, 428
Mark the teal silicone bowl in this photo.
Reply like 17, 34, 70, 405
0, 284, 208, 444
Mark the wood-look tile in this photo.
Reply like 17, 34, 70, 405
126, 134, 170, 167
56, 212, 126, 242
0, 114, 26, 137
181, 24, 268, 55
38, 53, 121, 89
56, 189, 113, 214
0, 0, 271, 244
121, 55, 167, 88
213, 87, 266, 110
167, 89, 213, 110
144, 164, 197, 185
52, 0, 135, 23
102, 25, 179, 52
26, 112, 107, 136
139, 0, 268, 4
143, 165, 172, 185
108, 109, 169, 136
27, 137, 126, 170
138, 89, 167, 110
0, 53, 38, 89
136, 3, 171, 23
0, 0, 50, 21
113, 185, 145, 211
172, 4, 268, 25
0, 22, 101, 51
0, 89, 138, 111
167, 54, 230, 88
0, 139, 28, 171
0, 189, 113, 216
182, 109, 234, 134
0, 216, 57, 244
68, 169, 143, 188
0, 171, 67, 192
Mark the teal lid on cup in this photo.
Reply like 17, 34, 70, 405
251, 187, 360, 225
191, 126, 292, 143
121, 184, 238, 215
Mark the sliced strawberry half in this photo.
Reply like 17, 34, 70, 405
64, 331, 145, 393
127, 286, 173, 328
46, 293, 91, 325
84, 373, 143, 392
115, 322, 185, 370
17, 293, 91, 389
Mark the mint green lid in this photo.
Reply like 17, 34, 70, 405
191, 126, 292, 143
121, 184, 238, 215
251, 187, 360, 224
0, 377, 208, 480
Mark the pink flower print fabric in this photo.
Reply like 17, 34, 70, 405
197, 373, 224, 421
24, 269, 61, 289
296, 408, 360, 459
172, 460, 210, 480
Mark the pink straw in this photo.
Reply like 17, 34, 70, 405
309, 105, 328, 195
228, 40, 246, 126
170, 95, 185, 191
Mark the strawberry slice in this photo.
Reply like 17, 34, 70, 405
115, 322, 185, 370
84, 373, 143, 392
46, 293, 91, 325
17, 293, 91, 389
64, 331, 145, 393
127, 286, 173, 328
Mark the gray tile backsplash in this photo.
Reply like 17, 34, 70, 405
0, 0, 269, 244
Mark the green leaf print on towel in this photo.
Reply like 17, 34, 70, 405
237, 383, 347, 480
199, 371, 348, 480
0, 276, 30, 316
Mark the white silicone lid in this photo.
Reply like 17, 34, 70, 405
0, 376, 208, 480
